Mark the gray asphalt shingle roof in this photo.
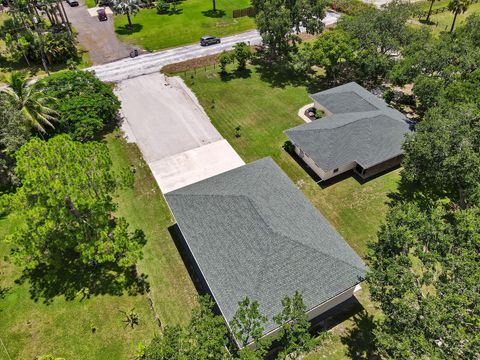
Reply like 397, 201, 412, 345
166, 158, 366, 338
310, 82, 388, 114
286, 82, 412, 171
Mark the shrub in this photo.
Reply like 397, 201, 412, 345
233, 42, 252, 71
155, 0, 169, 13
38, 71, 121, 141
219, 51, 233, 73
283, 140, 295, 153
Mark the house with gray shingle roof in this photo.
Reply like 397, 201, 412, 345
166, 157, 366, 346
285, 82, 413, 181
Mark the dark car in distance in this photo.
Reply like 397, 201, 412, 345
200, 35, 220, 46
66, 0, 79, 6
97, 8, 108, 21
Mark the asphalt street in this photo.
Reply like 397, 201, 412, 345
87, 11, 340, 82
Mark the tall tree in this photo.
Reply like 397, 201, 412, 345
143, 325, 187, 359
186, 295, 229, 359
296, 29, 358, 84
0, 97, 31, 192
0, 72, 57, 133
448, 0, 471, 32
7, 135, 146, 273
37, 70, 121, 141
252, 0, 325, 60
273, 291, 314, 359
112, 0, 141, 27
368, 202, 480, 358
425, 0, 440, 22
339, 0, 417, 84
230, 297, 269, 358
401, 104, 480, 209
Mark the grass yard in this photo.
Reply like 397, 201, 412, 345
178, 64, 399, 358
0, 132, 196, 359
415, 0, 480, 33
113, 0, 255, 51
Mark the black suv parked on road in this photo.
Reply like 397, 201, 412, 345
200, 35, 221, 46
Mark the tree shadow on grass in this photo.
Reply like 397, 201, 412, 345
340, 310, 379, 360
15, 254, 149, 304
115, 23, 143, 35
201, 9, 226, 18
252, 56, 314, 89
220, 68, 252, 82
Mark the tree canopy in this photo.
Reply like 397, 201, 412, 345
0, 71, 58, 133
252, 0, 326, 59
0, 96, 31, 192
368, 16, 480, 356
390, 15, 480, 111
38, 71, 121, 141
3, 135, 146, 300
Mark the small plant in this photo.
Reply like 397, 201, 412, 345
211, 98, 215, 109
134, 341, 146, 359
235, 125, 242, 138
90, 322, 97, 333
283, 140, 295, 153
383, 89, 395, 104
119, 308, 140, 328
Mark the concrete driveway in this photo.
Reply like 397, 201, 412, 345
64, 0, 134, 64
116, 73, 244, 193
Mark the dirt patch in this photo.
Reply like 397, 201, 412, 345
162, 45, 258, 74
162, 53, 221, 74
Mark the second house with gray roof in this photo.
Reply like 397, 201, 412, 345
285, 82, 413, 181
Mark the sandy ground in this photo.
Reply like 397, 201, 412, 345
115, 73, 245, 193
64, 0, 134, 64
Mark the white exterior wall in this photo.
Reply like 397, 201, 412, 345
321, 161, 357, 180
306, 285, 358, 320
294, 146, 355, 181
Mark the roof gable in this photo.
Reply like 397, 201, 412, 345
166, 158, 366, 336
286, 83, 412, 171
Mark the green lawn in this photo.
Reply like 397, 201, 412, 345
415, 0, 480, 33
113, 0, 255, 51
179, 64, 398, 358
0, 132, 196, 360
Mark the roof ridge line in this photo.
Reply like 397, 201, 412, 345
168, 193, 365, 274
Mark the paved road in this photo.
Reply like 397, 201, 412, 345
88, 30, 262, 82
64, 0, 133, 64
88, 11, 340, 82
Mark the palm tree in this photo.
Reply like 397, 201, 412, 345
448, 0, 471, 32
425, 0, 440, 22
112, 0, 141, 27
0, 72, 57, 133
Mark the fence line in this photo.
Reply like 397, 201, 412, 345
233, 6, 256, 18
